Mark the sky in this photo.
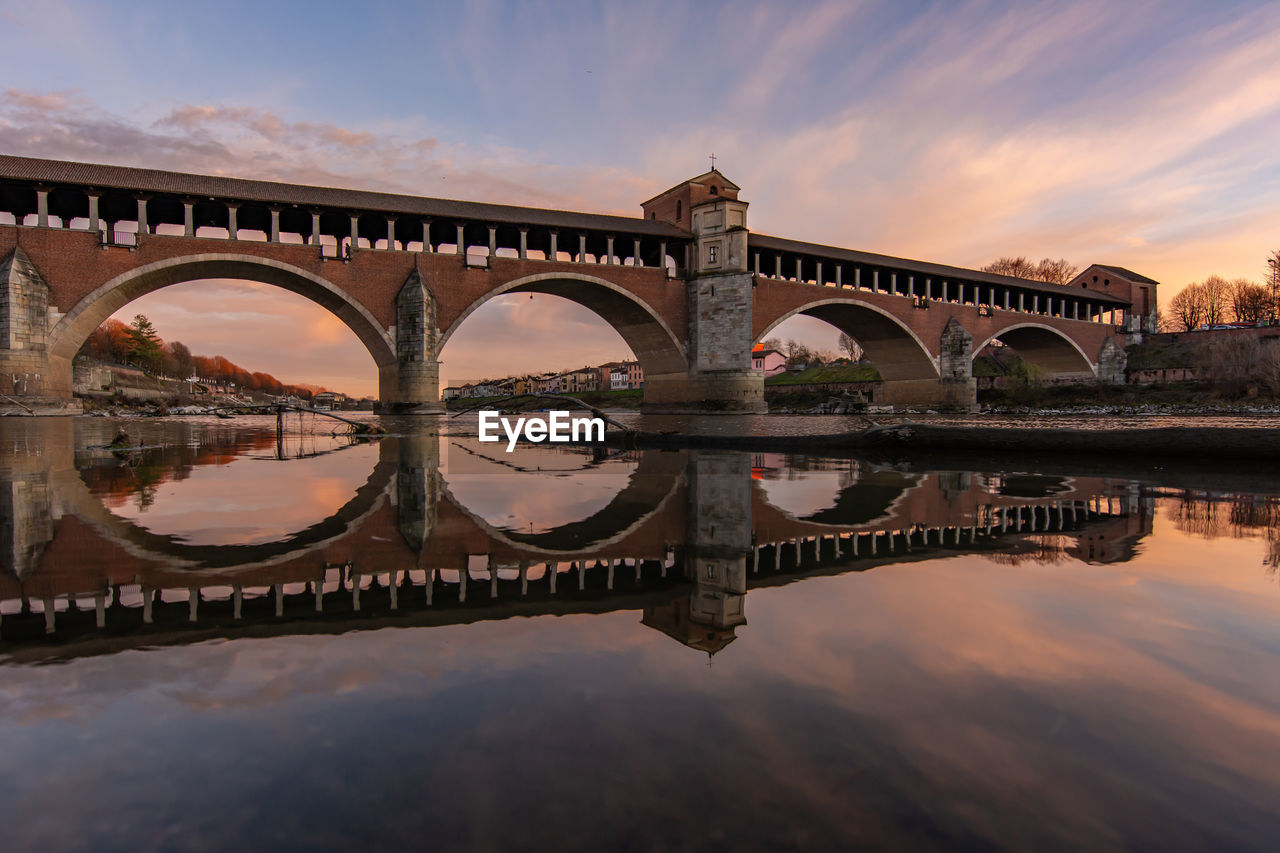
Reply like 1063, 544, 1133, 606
3, 0, 1279, 395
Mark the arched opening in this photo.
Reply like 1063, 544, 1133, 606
48, 255, 395, 402
756, 299, 937, 382
438, 272, 686, 401
974, 323, 1096, 380
439, 442, 685, 553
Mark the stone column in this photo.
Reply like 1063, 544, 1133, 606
578, 233, 587, 263
518, 228, 528, 260
606, 235, 615, 265
349, 215, 360, 254
387, 217, 397, 251
456, 224, 466, 255
549, 230, 559, 261
87, 193, 100, 232
378, 269, 444, 414
488, 225, 497, 258
227, 204, 239, 240
36, 188, 49, 227
1096, 338, 1126, 385
311, 211, 322, 246
184, 202, 195, 238
421, 219, 433, 252
269, 209, 280, 243
0, 247, 74, 406
633, 238, 642, 266
136, 196, 148, 236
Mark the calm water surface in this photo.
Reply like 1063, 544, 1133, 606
2, 414, 1280, 850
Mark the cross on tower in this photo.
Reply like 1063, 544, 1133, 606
709, 152, 717, 171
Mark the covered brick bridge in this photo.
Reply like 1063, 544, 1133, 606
0, 155, 1141, 412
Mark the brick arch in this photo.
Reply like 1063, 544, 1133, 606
46, 253, 397, 367
974, 322, 1096, 376
755, 298, 938, 381
438, 271, 688, 376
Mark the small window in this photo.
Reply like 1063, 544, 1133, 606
710, 186, 718, 195
676, 200, 682, 221
708, 244, 718, 264
649, 212, 655, 219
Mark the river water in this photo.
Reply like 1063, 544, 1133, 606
2, 414, 1280, 850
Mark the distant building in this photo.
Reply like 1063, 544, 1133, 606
313, 391, 347, 410
1067, 265, 1159, 334
751, 344, 786, 376
610, 361, 644, 390
560, 367, 598, 394
596, 361, 626, 390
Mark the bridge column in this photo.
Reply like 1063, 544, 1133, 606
377, 269, 444, 414
643, 192, 764, 413
0, 248, 78, 412
875, 317, 976, 413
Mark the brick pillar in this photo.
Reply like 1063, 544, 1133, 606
377, 268, 443, 414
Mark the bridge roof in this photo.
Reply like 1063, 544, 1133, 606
0, 154, 689, 238
750, 233, 1130, 305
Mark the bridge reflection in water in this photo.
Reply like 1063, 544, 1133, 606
0, 418, 1151, 656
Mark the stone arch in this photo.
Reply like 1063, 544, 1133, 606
974, 322, 1096, 377
438, 271, 688, 377
47, 254, 396, 367
755, 299, 938, 381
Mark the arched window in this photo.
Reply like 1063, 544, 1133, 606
676, 200, 682, 221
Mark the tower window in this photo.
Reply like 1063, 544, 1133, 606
710, 186, 718, 195
708, 244, 718, 264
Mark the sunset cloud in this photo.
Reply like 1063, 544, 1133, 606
3, 1, 1279, 394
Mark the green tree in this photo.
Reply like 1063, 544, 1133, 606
125, 314, 164, 374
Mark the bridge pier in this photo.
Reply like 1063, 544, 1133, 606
0, 248, 79, 414
378, 270, 444, 414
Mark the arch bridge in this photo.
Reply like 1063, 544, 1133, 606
0, 155, 1141, 412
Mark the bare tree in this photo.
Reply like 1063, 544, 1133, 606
981, 256, 1078, 285
761, 337, 783, 353
1200, 275, 1231, 326
1168, 284, 1206, 331
1229, 278, 1272, 323
784, 339, 812, 366
982, 256, 1038, 279
837, 333, 863, 362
